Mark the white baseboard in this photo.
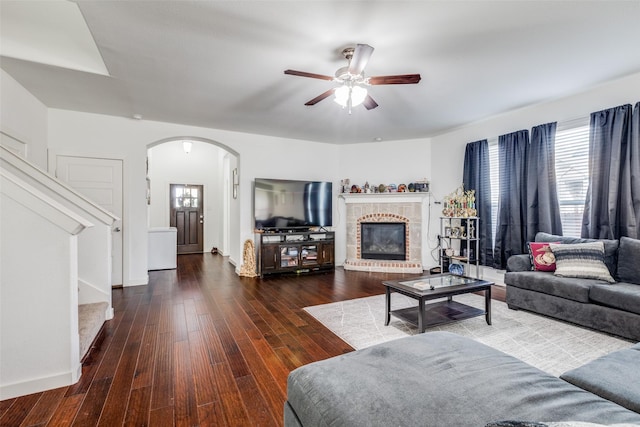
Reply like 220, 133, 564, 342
123, 275, 149, 286
0, 364, 82, 400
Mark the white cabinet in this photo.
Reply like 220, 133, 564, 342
148, 227, 177, 270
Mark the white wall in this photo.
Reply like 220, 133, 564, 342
77, 225, 112, 305
227, 154, 239, 262
0, 69, 48, 169
148, 140, 226, 253
337, 138, 431, 186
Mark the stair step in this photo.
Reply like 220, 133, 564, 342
78, 302, 108, 359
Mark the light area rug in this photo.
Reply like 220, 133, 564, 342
303, 293, 634, 376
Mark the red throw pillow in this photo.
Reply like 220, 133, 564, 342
528, 242, 559, 271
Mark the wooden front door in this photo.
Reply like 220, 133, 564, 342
170, 184, 204, 254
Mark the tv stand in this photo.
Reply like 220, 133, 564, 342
257, 230, 335, 277
263, 227, 310, 234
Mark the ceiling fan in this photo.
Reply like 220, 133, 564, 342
284, 44, 421, 114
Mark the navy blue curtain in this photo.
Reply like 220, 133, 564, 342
494, 130, 529, 269
582, 104, 636, 239
462, 140, 494, 266
631, 102, 640, 236
526, 122, 563, 241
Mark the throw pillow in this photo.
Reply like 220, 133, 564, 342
549, 242, 615, 283
616, 236, 640, 285
528, 242, 559, 271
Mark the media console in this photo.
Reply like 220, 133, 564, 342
257, 230, 335, 277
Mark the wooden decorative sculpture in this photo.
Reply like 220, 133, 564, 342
239, 239, 258, 278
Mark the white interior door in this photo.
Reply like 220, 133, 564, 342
56, 155, 123, 286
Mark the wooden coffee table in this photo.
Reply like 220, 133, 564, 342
382, 273, 492, 333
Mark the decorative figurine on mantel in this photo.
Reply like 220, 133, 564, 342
442, 185, 477, 217
340, 179, 351, 193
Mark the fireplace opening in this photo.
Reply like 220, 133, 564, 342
360, 222, 406, 260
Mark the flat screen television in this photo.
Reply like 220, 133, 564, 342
254, 178, 332, 230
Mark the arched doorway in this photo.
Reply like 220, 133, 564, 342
146, 137, 239, 260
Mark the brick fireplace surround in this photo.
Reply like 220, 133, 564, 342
341, 193, 429, 273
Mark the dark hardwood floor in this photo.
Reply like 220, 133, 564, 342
1, 254, 505, 426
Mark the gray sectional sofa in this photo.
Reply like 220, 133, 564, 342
505, 233, 640, 341
284, 332, 640, 427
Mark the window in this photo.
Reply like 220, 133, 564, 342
554, 118, 589, 237
487, 118, 590, 243
174, 185, 199, 208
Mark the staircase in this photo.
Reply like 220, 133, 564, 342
1, 145, 117, 399
78, 302, 109, 360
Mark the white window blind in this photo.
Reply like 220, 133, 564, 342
554, 118, 590, 237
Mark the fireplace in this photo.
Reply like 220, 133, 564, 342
341, 193, 428, 273
360, 222, 406, 260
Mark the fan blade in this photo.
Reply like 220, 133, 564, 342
348, 44, 374, 76
363, 95, 378, 110
284, 69, 334, 81
305, 88, 336, 106
369, 74, 422, 85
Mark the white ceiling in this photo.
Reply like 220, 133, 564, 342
2, 1, 640, 144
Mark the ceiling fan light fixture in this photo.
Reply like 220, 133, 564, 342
333, 84, 367, 108
350, 85, 368, 107
285, 43, 420, 112
333, 85, 350, 106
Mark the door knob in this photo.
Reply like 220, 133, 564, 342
113, 227, 121, 232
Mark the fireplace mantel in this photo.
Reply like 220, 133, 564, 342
339, 193, 429, 204
340, 192, 429, 273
